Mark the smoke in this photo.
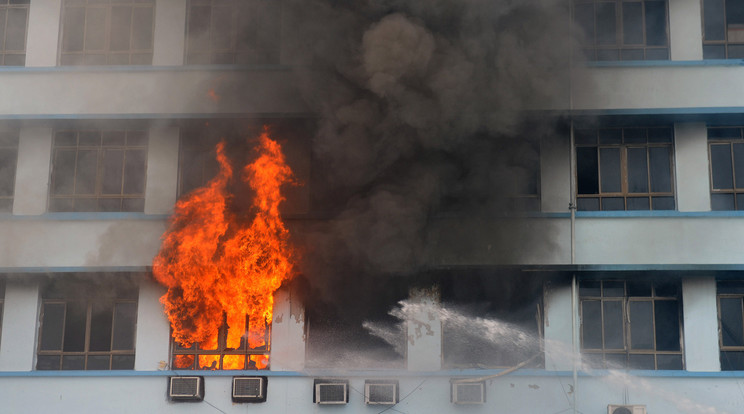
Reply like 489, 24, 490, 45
275, 0, 574, 363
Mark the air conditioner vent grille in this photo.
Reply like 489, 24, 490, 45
608, 404, 647, 414
364, 380, 399, 405
313, 379, 349, 404
451, 380, 485, 404
168, 376, 204, 402
232, 376, 267, 403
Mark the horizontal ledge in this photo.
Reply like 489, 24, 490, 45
0, 368, 740, 378
584, 59, 744, 68
0, 266, 151, 274
0, 64, 294, 73
0, 113, 317, 120
0, 212, 168, 221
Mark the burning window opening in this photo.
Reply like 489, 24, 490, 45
171, 313, 270, 371
154, 128, 296, 371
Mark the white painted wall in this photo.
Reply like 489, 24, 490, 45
13, 127, 53, 215
543, 282, 576, 372
152, 0, 187, 66
675, 123, 711, 212
144, 126, 179, 215
269, 287, 305, 371
134, 279, 170, 371
0, 278, 39, 371
668, 0, 704, 60
24, 0, 62, 67
540, 129, 570, 213
682, 277, 721, 372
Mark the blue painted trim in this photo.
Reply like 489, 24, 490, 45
0, 64, 293, 73
0, 266, 151, 273
585, 59, 744, 68
2, 368, 744, 378
573, 264, 744, 272
576, 210, 744, 218
0, 212, 169, 221
0, 113, 317, 121
572, 107, 744, 116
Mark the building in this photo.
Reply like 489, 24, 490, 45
0, 0, 743, 413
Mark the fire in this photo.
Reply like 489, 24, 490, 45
153, 129, 295, 369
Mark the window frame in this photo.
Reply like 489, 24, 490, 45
573, 0, 671, 61
717, 281, 744, 370
707, 126, 744, 210
170, 315, 271, 371
575, 126, 676, 211
184, 0, 281, 65
37, 298, 138, 371
58, 0, 156, 66
48, 128, 148, 212
579, 279, 685, 370
701, 0, 744, 59
0, 0, 30, 66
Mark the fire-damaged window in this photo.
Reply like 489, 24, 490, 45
573, 0, 669, 61
59, 0, 155, 66
0, 128, 18, 213
708, 127, 744, 210
36, 276, 138, 370
702, 0, 744, 59
49, 128, 147, 212
440, 271, 543, 369
170, 318, 271, 370
580, 279, 683, 370
576, 126, 675, 211
717, 281, 744, 370
0, 0, 29, 66
185, 0, 281, 65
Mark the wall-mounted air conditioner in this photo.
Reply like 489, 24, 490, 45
232, 376, 268, 403
313, 379, 349, 404
450, 380, 485, 404
168, 376, 204, 402
608, 404, 647, 414
364, 380, 399, 405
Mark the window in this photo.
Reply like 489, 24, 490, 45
0, 279, 5, 345
170, 316, 270, 370
49, 128, 148, 212
708, 127, 744, 210
702, 0, 744, 58
0, 0, 29, 66
718, 281, 744, 370
575, 126, 675, 211
185, 0, 281, 65
0, 128, 18, 212
36, 277, 138, 370
580, 279, 683, 370
59, 0, 155, 66
573, 0, 669, 61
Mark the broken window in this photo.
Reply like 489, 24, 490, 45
573, 0, 669, 61
170, 316, 271, 370
702, 0, 744, 59
0, 128, 18, 212
0, 0, 29, 66
185, 0, 281, 65
59, 0, 155, 66
36, 275, 138, 370
708, 127, 744, 210
717, 281, 744, 370
49, 128, 147, 212
576, 126, 675, 211
440, 271, 544, 369
580, 279, 683, 370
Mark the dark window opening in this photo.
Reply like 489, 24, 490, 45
708, 127, 744, 210
575, 126, 675, 211
580, 279, 683, 370
0, 128, 18, 212
37, 275, 138, 371
703, 0, 744, 59
574, 0, 670, 61
717, 281, 744, 370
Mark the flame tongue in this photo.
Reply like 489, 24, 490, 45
153, 130, 294, 359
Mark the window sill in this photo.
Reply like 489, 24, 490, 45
576, 210, 744, 218
0, 64, 294, 73
584, 59, 744, 68
0, 212, 169, 221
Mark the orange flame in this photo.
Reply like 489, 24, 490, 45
153, 129, 294, 368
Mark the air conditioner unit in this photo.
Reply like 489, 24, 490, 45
451, 380, 485, 404
168, 376, 204, 402
232, 376, 268, 403
608, 404, 647, 414
364, 380, 399, 405
313, 379, 349, 404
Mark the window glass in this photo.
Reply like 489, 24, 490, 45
49, 128, 148, 212
580, 279, 683, 370
60, 0, 154, 66
0, 129, 18, 212
574, 0, 669, 61
37, 275, 138, 371
576, 126, 675, 211
0, 0, 29, 65
709, 127, 744, 209
703, 0, 744, 58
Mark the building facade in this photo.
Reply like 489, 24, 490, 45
1, 0, 743, 413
